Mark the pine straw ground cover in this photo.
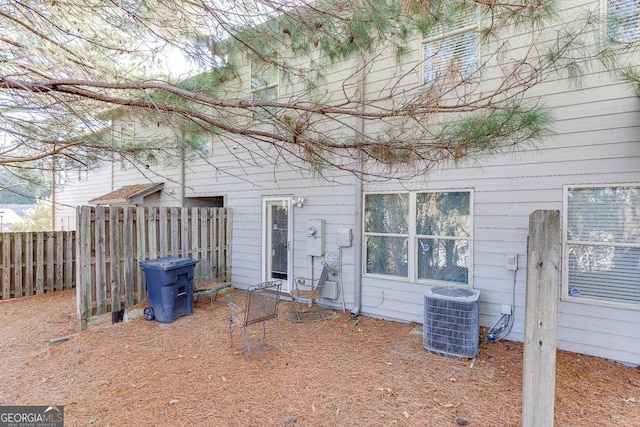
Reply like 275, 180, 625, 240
0, 289, 638, 427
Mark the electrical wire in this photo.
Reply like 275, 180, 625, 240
489, 268, 517, 341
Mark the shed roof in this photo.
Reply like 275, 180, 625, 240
88, 183, 164, 206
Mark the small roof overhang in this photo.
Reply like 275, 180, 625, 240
88, 183, 164, 206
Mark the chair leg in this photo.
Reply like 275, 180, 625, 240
273, 319, 285, 348
291, 300, 303, 323
240, 326, 252, 360
311, 299, 326, 320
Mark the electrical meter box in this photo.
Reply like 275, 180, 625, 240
306, 219, 325, 256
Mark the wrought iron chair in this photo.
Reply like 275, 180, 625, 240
228, 280, 284, 360
291, 264, 330, 322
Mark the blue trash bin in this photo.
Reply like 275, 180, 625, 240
139, 257, 199, 323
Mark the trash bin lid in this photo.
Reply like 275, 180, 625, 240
139, 256, 199, 271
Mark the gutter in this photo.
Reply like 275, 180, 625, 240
350, 50, 368, 317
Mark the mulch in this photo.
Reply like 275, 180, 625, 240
0, 288, 638, 426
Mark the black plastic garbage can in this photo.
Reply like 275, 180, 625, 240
139, 257, 198, 323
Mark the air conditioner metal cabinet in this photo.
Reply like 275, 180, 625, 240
423, 287, 481, 358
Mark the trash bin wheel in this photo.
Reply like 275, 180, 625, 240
143, 306, 154, 321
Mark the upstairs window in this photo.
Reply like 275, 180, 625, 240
607, 0, 640, 43
564, 185, 640, 308
116, 121, 136, 171
422, 5, 477, 84
250, 57, 278, 119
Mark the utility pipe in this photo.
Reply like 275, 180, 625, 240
350, 50, 368, 318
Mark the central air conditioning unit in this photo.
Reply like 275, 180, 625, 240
423, 286, 481, 358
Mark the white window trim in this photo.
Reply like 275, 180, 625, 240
562, 183, 640, 311
363, 189, 474, 288
420, 7, 478, 85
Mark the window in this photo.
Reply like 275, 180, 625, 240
250, 57, 278, 118
116, 121, 136, 170
364, 190, 472, 285
564, 185, 640, 308
365, 193, 410, 277
607, 0, 639, 43
422, 4, 477, 84
416, 192, 471, 283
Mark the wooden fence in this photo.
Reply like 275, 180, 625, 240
76, 206, 231, 328
0, 231, 75, 300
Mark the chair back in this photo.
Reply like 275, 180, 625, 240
243, 280, 282, 327
314, 265, 330, 297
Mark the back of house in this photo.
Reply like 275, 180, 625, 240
54, 0, 640, 365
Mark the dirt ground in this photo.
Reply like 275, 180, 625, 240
0, 289, 638, 427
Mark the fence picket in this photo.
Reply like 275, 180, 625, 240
77, 206, 93, 328
65, 233, 74, 290
2, 235, 10, 300
36, 233, 44, 294
55, 231, 64, 292
123, 207, 135, 307
159, 207, 168, 258
95, 207, 107, 314
170, 207, 179, 256
46, 233, 54, 293
181, 207, 189, 258
135, 206, 146, 300
25, 232, 33, 296
109, 207, 121, 312
14, 235, 22, 298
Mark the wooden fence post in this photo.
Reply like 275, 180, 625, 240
522, 210, 561, 427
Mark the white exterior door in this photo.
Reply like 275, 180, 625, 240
262, 197, 292, 292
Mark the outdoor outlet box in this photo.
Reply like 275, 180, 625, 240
306, 219, 325, 257
322, 280, 339, 299
505, 254, 518, 271
337, 228, 352, 247
501, 304, 512, 315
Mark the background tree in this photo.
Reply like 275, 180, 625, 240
0, 0, 636, 181
11, 197, 53, 231
0, 168, 51, 204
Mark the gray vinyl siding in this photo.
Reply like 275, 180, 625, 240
54, 163, 114, 231
353, 1, 640, 365
53, 0, 640, 365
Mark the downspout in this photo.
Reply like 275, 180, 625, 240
51, 168, 56, 230
180, 137, 186, 207
350, 50, 367, 317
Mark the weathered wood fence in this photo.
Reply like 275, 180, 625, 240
0, 231, 75, 300
76, 206, 231, 328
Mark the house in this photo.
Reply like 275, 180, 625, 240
54, 0, 640, 365
0, 207, 28, 232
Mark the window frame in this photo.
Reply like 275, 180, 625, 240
363, 189, 474, 288
604, 0, 640, 44
250, 56, 279, 119
562, 183, 640, 311
420, 5, 478, 85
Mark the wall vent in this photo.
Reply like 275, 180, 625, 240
423, 286, 480, 358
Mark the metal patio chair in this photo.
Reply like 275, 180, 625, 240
228, 280, 285, 360
291, 264, 330, 323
